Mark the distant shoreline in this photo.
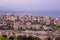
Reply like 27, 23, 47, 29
0, 11, 60, 18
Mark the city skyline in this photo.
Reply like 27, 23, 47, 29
0, 0, 60, 40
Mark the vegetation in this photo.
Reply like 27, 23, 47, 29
51, 25, 60, 32
55, 37, 60, 40
6, 25, 14, 30
18, 27, 26, 31
0, 35, 41, 40
0, 36, 9, 40
18, 27, 43, 31
17, 35, 41, 40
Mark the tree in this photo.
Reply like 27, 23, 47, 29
1, 35, 9, 40
9, 36, 14, 40
22, 35, 27, 40
0, 36, 9, 40
55, 37, 60, 40
27, 36, 34, 40
18, 27, 26, 31
28, 27, 33, 30
48, 37, 51, 40
33, 27, 37, 31
40, 27, 44, 31
2, 37, 9, 40
33, 37, 41, 40
17, 35, 23, 40
51, 25, 60, 32
2, 35, 7, 38
0, 36, 3, 40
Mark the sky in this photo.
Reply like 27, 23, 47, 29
0, 0, 60, 17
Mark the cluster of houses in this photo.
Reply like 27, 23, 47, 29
0, 14, 60, 30
0, 14, 60, 40
0, 30, 51, 40
0, 30, 60, 40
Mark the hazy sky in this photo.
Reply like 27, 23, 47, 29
0, 0, 60, 17
0, 0, 60, 11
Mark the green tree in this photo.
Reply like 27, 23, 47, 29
1, 35, 9, 40
51, 25, 60, 32
33, 37, 41, 40
2, 37, 9, 40
18, 27, 26, 31
0, 36, 2, 40
17, 35, 23, 40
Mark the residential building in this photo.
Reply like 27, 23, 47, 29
54, 18, 60, 25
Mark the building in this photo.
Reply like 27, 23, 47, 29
43, 16, 51, 25
13, 22, 26, 30
26, 21, 32, 28
54, 18, 60, 25
31, 24, 41, 29
4, 14, 18, 21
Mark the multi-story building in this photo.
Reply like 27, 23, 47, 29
0, 14, 60, 31
54, 18, 60, 25
4, 14, 18, 21
39, 17, 44, 25
31, 16, 38, 22
0, 16, 7, 27
18, 14, 25, 22
31, 24, 41, 29
0, 30, 58, 40
13, 22, 26, 30
37, 16, 41, 22
43, 16, 51, 25
26, 21, 32, 28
